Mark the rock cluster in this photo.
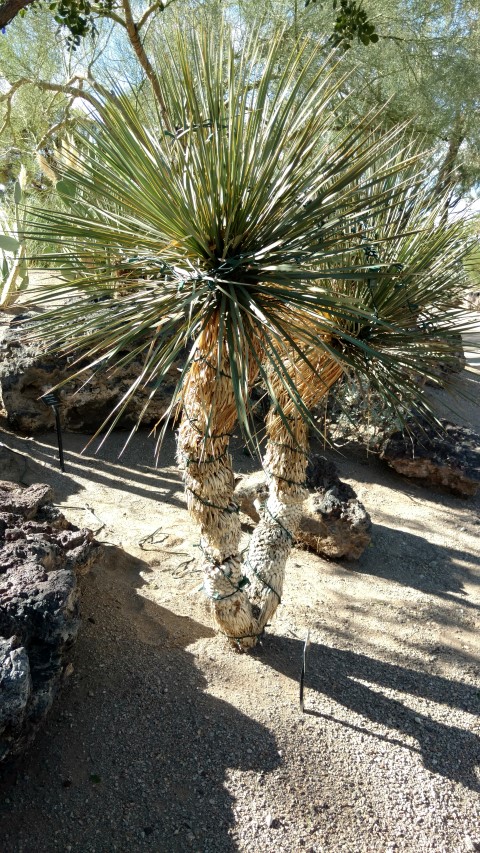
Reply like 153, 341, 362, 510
302, 454, 372, 560
0, 480, 96, 763
235, 454, 371, 561
380, 419, 480, 497
0, 318, 181, 433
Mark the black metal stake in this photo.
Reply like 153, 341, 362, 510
42, 392, 65, 472
299, 629, 310, 713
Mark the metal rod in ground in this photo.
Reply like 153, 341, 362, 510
42, 392, 65, 473
53, 407, 65, 472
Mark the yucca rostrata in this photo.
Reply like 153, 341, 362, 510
24, 27, 476, 648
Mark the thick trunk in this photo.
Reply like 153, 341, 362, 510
178, 329, 342, 650
177, 320, 259, 648
245, 350, 343, 634
245, 413, 308, 632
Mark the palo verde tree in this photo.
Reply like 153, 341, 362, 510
3, 0, 478, 209
24, 27, 475, 648
0, 0, 377, 46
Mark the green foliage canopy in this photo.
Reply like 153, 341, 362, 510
23, 27, 475, 447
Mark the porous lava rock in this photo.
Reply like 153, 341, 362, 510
0, 480, 96, 762
380, 419, 480, 497
235, 454, 371, 561
302, 454, 372, 560
0, 318, 180, 433
0, 442, 30, 485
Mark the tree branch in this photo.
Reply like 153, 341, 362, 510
0, 91, 13, 136
434, 114, 465, 219
35, 100, 76, 150
136, 0, 177, 30
120, 0, 171, 131
0, 75, 106, 113
0, 0, 34, 29
137, 0, 163, 30
91, 4, 127, 28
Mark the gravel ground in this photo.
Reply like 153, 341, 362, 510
0, 367, 479, 853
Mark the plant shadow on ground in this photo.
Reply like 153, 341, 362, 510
0, 546, 280, 853
0, 427, 186, 509
353, 521, 480, 609
255, 635, 480, 792
0, 426, 260, 510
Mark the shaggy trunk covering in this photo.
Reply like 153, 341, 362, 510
245, 412, 309, 634
244, 351, 344, 641
177, 319, 259, 647
178, 327, 343, 650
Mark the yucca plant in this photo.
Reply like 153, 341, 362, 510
24, 27, 475, 649
323, 142, 476, 440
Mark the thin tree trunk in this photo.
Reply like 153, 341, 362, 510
435, 114, 465, 222
121, 0, 172, 133
177, 319, 259, 648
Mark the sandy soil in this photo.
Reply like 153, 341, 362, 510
0, 365, 479, 853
